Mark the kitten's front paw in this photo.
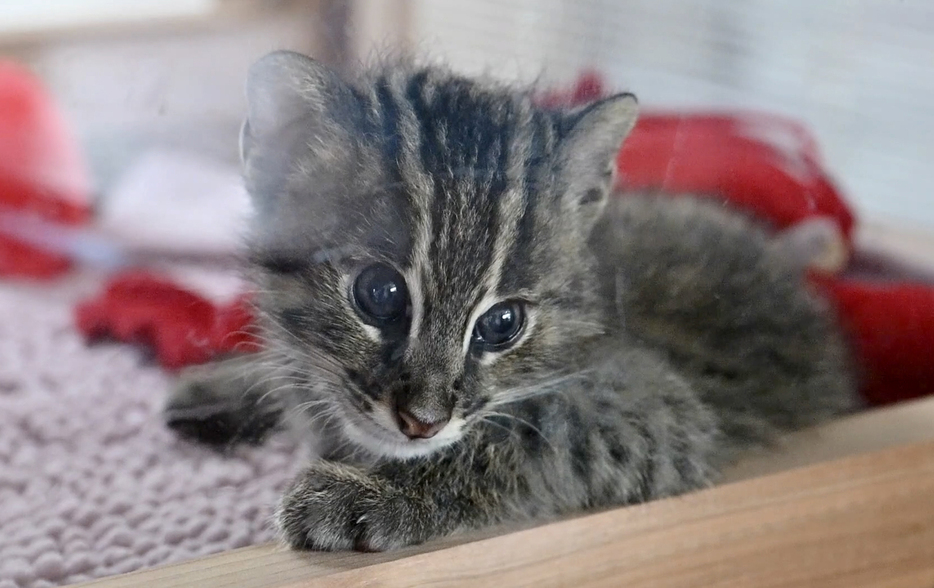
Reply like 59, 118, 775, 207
277, 462, 434, 552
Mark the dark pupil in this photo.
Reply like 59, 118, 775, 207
475, 302, 523, 347
371, 282, 398, 307
353, 264, 408, 322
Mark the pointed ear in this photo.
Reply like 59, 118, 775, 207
239, 50, 351, 164
557, 93, 639, 230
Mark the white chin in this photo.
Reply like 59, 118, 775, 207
340, 409, 464, 460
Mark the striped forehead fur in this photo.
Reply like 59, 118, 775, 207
349, 63, 561, 344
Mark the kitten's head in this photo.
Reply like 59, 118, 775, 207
241, 51, 638, 458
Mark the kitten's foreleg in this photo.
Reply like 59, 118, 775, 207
164, 354, 284, 448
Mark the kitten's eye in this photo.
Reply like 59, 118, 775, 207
473, 301, 525, 350
352, 263, 409, 324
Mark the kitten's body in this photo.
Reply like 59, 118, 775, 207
166, 52, 858, 551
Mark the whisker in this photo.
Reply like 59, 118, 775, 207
477, 411, 558, 454
487, 370, 590, 408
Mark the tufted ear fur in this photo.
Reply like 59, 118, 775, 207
239, 50, 355, 165
239, 51, 375, 256
556, 93, 639, 233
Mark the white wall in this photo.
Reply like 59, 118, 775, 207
0, 0, 218, 34
3, 4, 323, 194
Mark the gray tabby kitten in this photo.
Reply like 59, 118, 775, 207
165, 51, 858, 551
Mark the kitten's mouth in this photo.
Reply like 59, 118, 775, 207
338, 401, 465, 459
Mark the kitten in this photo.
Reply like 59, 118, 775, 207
165, 51, 858, 551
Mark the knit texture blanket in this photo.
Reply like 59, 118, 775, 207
0, 274, 302, 588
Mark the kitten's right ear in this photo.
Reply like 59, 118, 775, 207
240, 50, 349, 163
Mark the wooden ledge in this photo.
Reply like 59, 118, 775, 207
76, 396, 934, 588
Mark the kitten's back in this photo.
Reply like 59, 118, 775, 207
592, 194, 859, 457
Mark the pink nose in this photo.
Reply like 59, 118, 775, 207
396, 409, 448, 439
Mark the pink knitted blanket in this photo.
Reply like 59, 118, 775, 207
0, 274, 301, 588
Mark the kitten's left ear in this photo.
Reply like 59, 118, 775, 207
557, 93, 639, 230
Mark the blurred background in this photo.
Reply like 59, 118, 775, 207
1, 0, 931, 228
1, 4, 933, 587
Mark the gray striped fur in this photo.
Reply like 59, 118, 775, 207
165, 51, 858, 551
